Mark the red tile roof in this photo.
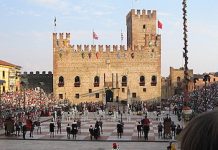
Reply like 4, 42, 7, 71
0, 60, 21, 68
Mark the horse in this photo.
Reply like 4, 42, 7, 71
4, 117, 15, 136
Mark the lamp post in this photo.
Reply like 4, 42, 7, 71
203, 75, 210, 112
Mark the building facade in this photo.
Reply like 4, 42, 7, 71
161, 67, 194, 100
53, 9, 161, 104
0, 60, 21, 93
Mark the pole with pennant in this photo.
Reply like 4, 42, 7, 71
121, 30, 124, 45
92, 29, 98, 45
54, 16, 57, 32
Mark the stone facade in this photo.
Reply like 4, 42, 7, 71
53, 9, 161, 104
161, 67, 194, 100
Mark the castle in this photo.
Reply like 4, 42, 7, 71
53, 9, 161, 104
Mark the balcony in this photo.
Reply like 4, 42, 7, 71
139, 82, 145, 86
58, 82, 64, 87
151, 82, 157, 86
74, 82, 80, 87
94, 82, 99, 87
122, 82, 127, 87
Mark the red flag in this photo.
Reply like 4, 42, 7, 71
158, 20, 163, 29
93, 32, 98, 40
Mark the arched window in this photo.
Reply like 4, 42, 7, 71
94, 76, 100, 87
139, 76, 145, 86
177, 76, 182, 87
74, 76, 80, 87
58, 76, 64, 87
177, 77, 181, 82
151, 75, 157, 86
122, 76, 127, 87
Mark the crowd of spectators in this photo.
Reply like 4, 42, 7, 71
168, 82, 218, 116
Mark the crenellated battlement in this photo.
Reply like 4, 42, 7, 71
53, 32, 70, 40
53, 34, 160, 53
23, 71, 53, 75
67, 44, 127, 52
127, 9, 156, 20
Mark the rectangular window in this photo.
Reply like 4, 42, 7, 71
122, 88, 125, 93
89, 89, 92, 93
59, 94, 63, 99
143, 88, 146, 92
95, 93, 99, 98
75, 93, 79, 99
132, 93, 136, 98
3, 71, 5, 78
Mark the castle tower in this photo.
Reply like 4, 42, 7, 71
53, 9, 161, 104
126, 9, 157, 49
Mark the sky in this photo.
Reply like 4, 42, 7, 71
0, 0, 218, 77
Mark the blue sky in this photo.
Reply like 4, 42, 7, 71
0, 0, 218, 76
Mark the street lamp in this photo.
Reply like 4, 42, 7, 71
203, 74, 210, 112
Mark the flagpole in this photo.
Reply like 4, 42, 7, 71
54, 16, 56, 33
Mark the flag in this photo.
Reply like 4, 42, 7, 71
54, 17, 56, 27
158, 20, 163, 29
93, 31, 98, 40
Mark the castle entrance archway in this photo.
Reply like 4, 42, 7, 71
106, 89, 113, 102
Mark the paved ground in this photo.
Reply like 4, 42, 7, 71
0, 140, 179, 150
0, 111, 182, 142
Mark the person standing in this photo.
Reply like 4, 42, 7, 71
98, 118, 103, 134
57, 118, 61, 134
66, 123, 71, 139
71, 120, 78, 139
142, 115, 150, 141
15, 121, 21, 136
137, 121, 142, 138
49, 120, 55, 138
22, 124, 27, 139
117, 121, 123, 138
158, 122, 163, 138
89, 125, 94, 140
